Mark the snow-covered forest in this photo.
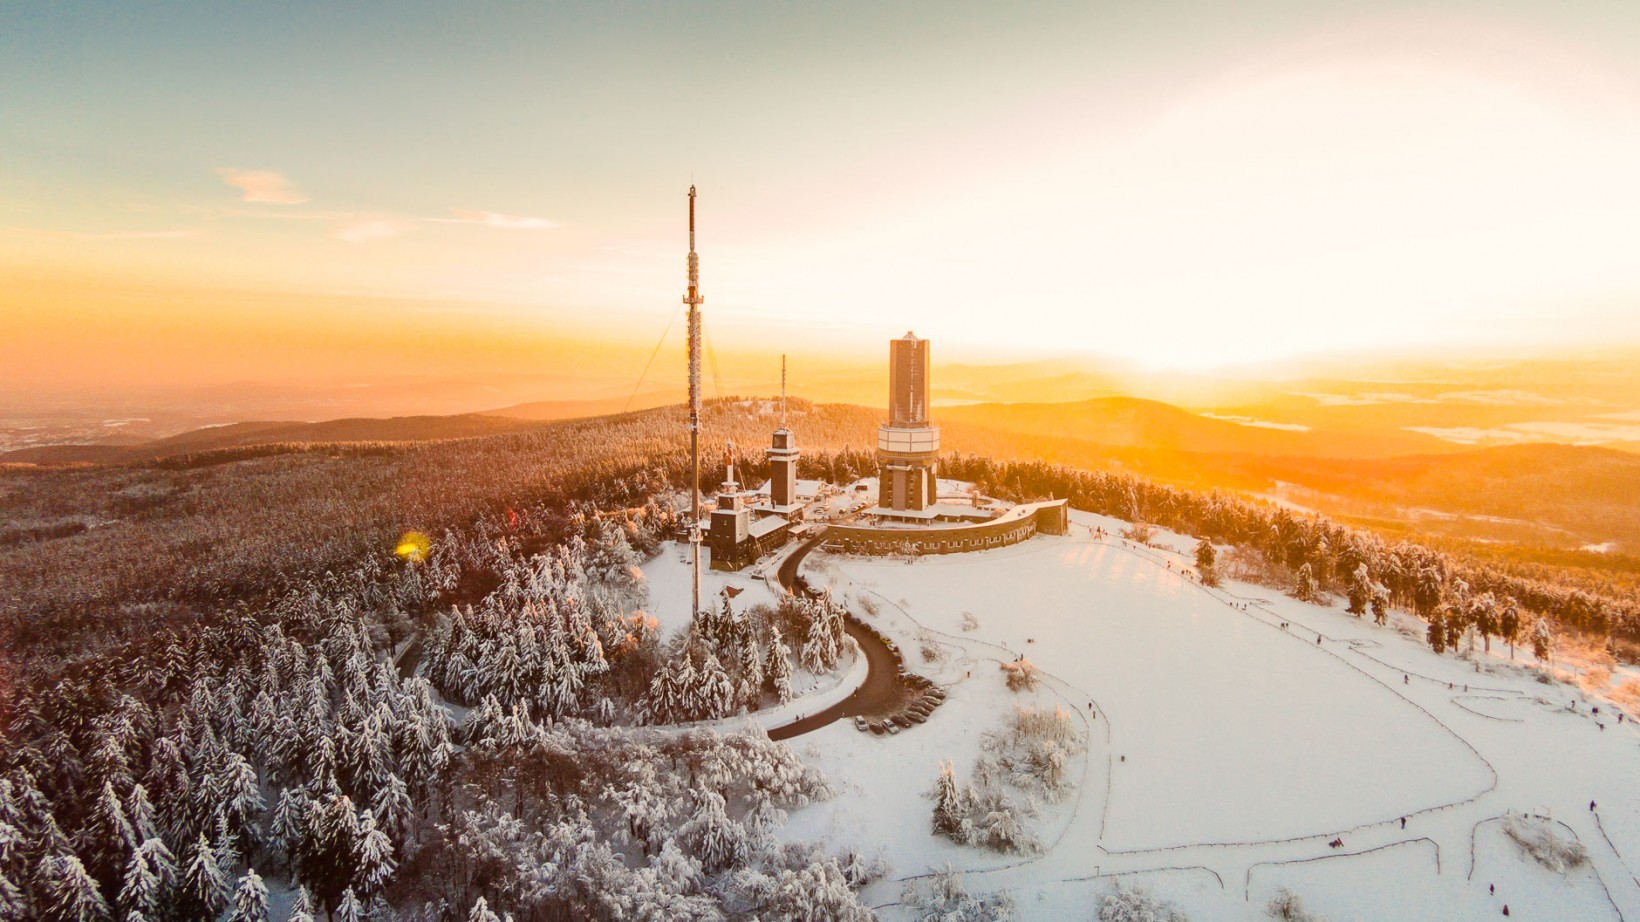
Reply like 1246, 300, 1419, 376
0, 484, 879, 920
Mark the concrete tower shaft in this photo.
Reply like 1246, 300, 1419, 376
877, 331, 939, 512
888, 332, 931, 428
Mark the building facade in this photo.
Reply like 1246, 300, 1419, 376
877, 332, 940, 512
824, 500, 1069, 556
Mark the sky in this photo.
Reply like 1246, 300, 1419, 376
4, 0, 1640, 397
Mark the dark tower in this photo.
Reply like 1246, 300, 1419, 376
767, 355, 800, 510
877, 332, 940, 511
889, 335, 930, 428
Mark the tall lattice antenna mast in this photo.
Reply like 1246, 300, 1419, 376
684, 186, 704, 619
780, 354, 787, 428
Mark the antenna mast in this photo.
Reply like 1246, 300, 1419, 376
684, 186, 704, 619
780, 354, 787, 428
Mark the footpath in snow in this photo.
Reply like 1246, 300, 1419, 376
780, 511, 1640, 921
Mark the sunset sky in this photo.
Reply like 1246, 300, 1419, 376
5, 0, 1640, 396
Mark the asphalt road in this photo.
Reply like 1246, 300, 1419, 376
770, 532, 908, 741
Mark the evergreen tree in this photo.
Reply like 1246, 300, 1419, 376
1501, 604, 1522, 659
677, 790, 746, 874
1294, 563, 1318, 603
1347, 565, 1372, 616
1194, 538, 1219, 587
354, 811, 397, 897
765, 625, 795, 705
1472, 593, 1498, 654
227, 867, 270, 922
468, 896, 502, 922
179, 832, 228, 921
1444, 603, 1465, 653
214, 751, 265, 852
269, 787, 309, 872
1371, 584, 1390, 626
370, 772, 415, 851
39, 854, 109, 922
82, 780, 136, 893
1428, 610, 1448, 655
1532, 618, 1554, 662
931, 760, 967, 841
334, 888, 364, 922
800, 601, 841, 673
695, 655, 736, 720
1413, 565, 1443, 618
117, 841, 166, 921
124, 784, 159, 845
288, 886, 318, 922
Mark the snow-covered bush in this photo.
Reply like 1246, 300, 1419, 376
1000, 658, 1038, 692
902, 865, 1015, 921
1121, 522, 1155, 544
928, 760, 1042, 855
981, 705, 1082, 802
1266, 887, 1326, 921
1099, 882, 1190, 922
1501, 812, 1588, 873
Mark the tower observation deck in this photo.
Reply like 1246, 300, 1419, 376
877, 332, 940, 511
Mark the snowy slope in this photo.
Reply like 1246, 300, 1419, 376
780, 512, 1640, 920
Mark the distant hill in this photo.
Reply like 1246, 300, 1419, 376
0, 414, 549, 464
1239, 443, 1640, 549
940, 397, 1464, 460
484, 391, 681, 421
10, 396, 1638, 553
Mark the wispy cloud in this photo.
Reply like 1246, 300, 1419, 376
329, 217, 416, 243
440, 209, 559, 230
217, 168, 309, 205
2, 227, 198, 241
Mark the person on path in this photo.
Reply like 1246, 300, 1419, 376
1317, 634, 1323, 645
1401, 817, 1407, 829
1592, 800, 1597, 811
1404, 675, 1409, 685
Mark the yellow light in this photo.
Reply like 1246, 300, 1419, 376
395, 531, 431, 563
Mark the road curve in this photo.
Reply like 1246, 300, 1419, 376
770, 532, 908, 741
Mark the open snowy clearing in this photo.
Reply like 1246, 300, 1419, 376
640, 544, 784, 640
781, 512, 1640, 920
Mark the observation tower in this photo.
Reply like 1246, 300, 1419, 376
877, 332, 940, 512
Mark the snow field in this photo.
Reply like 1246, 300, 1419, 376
781, 511, 1640, 920
825, 537, 1491, 851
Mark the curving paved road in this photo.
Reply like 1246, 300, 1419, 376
769, 532, 909, 741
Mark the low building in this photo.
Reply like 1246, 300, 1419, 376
823, 499, 1068, 556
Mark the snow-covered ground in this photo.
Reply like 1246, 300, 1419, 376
782, 511, 1640, 920
640, 543, 785, 640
